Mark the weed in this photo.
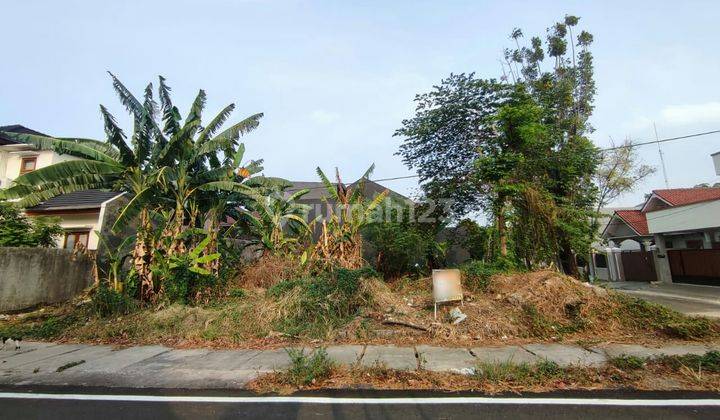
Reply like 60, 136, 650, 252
56, 360, 85, 372
270, 268, 376, 338
228, 288, 247, 299
521, 304, 586, 338
474, 359, 563, 384
91, 283, 136, 317
657, 351, 720, 373
284, 348, 334, 386
615, 295, 716, 339
610, 355, 646, 370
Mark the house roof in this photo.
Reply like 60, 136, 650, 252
651, 187, 720, 208
614, 209, 649, 235
286, 179, 407, 202
25, 189, 123, 213
0, 124, 49, 146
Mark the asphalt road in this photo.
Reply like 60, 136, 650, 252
1, 389, 719, 419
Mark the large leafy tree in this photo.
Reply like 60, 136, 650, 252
395, 16, 601, 275
0, 73, 264, 297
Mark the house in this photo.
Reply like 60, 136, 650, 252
0, 125, 124, 250
597, 184, 720, 286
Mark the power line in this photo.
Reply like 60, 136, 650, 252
600, 129, 720, 151
284, 128, 720, 192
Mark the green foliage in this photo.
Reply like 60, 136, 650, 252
474, 360, 563, 384
456, 219, 493, 260
284, 347, 334, 386
228, 288, 247, 299
151, 233, 220, 304
460, 258, 517, 292
615, 295, 716, 339
91, 283, 136, 317
609, 355, 646, 370
0, 201, 63, 247
363, 221, 445, 278
657, 351, 720, 373
395, 17, 602, 275
0, 314, 77, 340
269, 267, 377, 338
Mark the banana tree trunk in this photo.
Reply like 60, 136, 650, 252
134, 208, 154, 300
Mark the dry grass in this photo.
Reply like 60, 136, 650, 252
248, 354, 720, 395
3, 269, 718, 350
235, 254, 304, 289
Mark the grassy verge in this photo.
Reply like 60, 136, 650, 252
249, 351, 720, 394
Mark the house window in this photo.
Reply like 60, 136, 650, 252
665, 239, 673, 249
63, 231, 89, 250
594, 253, 608, 268
20, 156, 37, 174
685, 240, 703, 249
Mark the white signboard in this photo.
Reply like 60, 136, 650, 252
432, 269, 463, 304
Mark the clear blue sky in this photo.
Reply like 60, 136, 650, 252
2, 0, 719, 208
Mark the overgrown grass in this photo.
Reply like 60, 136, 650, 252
283, 348, 335, 387
609, 355, 646, 370
268, 267, 378, 338
614, 295, 717, 339
657, 351, 720, 373
0, 313, 79, 340
474, 360, 563, 384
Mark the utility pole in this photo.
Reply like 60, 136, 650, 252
653, 122, 670, 188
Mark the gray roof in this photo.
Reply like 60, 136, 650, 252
286, 179, 408, 202
0, 124, 49, 146
26, 189, 123, 212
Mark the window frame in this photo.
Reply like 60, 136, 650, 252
63, 230, 90, 250
20, 156, 37, 174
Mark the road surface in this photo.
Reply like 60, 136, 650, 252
0, 388, 718, 419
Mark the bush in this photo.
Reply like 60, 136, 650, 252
460, 257, 518, 292
363, 222, 445, 278
284, 348, 334, 386
91, 283, 136, 317
269, 267, 377, 338
0, 200, 63, 247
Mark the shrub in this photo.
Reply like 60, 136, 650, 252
269, 267, 377, 338
460, 258, 518, 292
284, 348, 334, 386
363, 222, 443, 278
0, 200, 63, 247
91, 283, 136, 317
521, 303, 586, 338
228, 288, 247, 299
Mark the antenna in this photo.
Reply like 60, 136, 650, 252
653, 122, 670, 188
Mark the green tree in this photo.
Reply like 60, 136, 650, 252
0, 200, 63, 247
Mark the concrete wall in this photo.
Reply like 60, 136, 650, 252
647, 200, 720, 233
0, 247, 95, 313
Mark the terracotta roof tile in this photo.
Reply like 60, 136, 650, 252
652, 188, 720, 207
615, 209, 649, 235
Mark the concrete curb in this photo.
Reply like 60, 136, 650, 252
1, 341, 717, 389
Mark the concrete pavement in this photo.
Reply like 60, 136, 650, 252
603, 281, 720, 318
1, 341, 718, 389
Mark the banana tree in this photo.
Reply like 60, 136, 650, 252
313, 164, 388, 269
230, 185, 312, 254
0, 73, 265, 299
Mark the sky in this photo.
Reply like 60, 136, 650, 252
2, 0, 720, 211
